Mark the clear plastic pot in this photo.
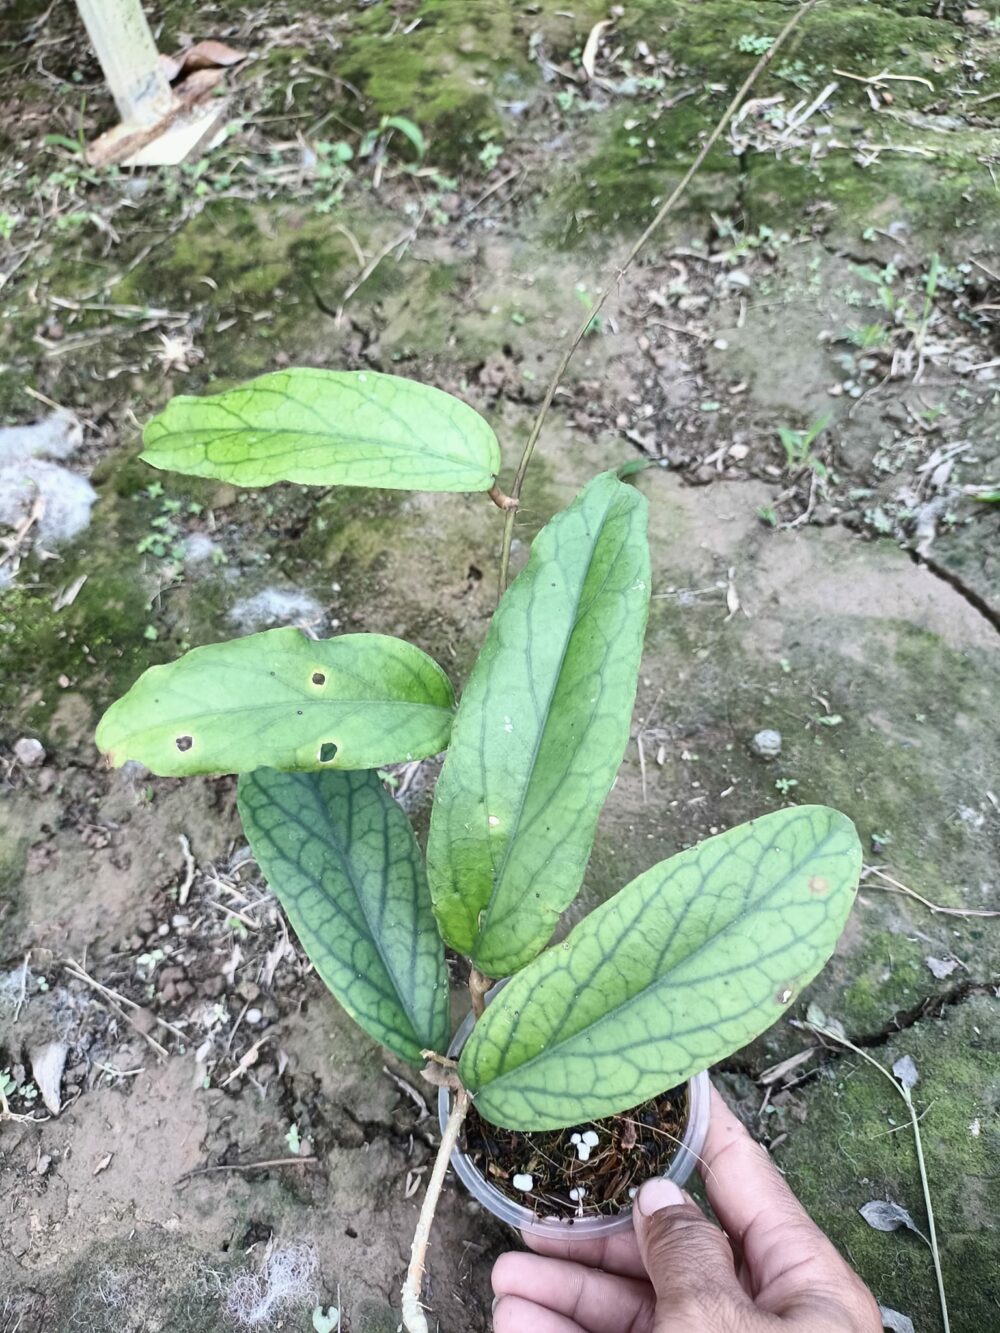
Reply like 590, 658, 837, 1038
439, 1004, 712, 1240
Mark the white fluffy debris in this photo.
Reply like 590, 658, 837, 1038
225, 1242, 319, 1328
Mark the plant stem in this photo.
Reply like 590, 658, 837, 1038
401, 1086, 471, 1333
495, 0, 820, 602
469, 966, 492, 1020
804, 1020, 950, 1333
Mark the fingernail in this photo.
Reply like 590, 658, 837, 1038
637, 1177, 685, 1217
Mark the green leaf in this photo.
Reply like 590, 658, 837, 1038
460, 805, 861, 1129
427, 472, 650, 977
140, 369, 501, 493
238, 768, 450, 1065
96, 628, 454, 776
383, 115, 427, 160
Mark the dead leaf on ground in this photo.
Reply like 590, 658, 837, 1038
859, 1199, 927, 1244
171, 41, 248, 76
925, 955, 958, 980
891, 1054, 919, 1090
581, 19, 613, 80
879, 1308, 915, 1333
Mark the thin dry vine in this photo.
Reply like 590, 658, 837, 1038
496, 0, 821, 600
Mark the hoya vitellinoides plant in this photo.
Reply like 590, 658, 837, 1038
96, 369, 862, 1331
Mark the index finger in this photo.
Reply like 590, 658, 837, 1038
699, 1086, 855, 1302
521, 1226, 647, 1280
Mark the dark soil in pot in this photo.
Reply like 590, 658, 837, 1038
461, 1085, 688, 1220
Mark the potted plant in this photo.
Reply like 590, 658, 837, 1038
96, 369, 862, 1332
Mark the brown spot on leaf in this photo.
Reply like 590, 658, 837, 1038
319, 742, 338, 763
776, 987, 794, 1005
176, 735, 193, 752
809, 876, 829, 895
312, 671, 326, 685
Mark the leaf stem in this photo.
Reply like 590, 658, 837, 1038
401, 1086, 471, 1333
495, 0, 820, 602
803, 1020, 950, 1333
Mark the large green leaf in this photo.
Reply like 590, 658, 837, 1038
96, 628, 454, 776
427, 471, 650, 978
238, 768, 450, 1065
141, 369, 500, 493
460, 806, 862, 1129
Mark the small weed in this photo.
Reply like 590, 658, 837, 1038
477, 134, 504, 172
775, 778, 799, 796
777, 415, 831, 475
842, 323, 889, 350
736, 34, 775, 55
574, 284, 605, 336
135, 486, 202, 563
774, 58, 816, 91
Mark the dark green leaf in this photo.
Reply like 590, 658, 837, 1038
141, 369, 500, 493
460, 806, 861, 1129
427, 472, 650, 977
238, 768, 450, 1064
96, 628, 454, 776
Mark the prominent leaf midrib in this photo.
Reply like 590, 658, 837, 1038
476, 492, 625, 944
149, 377, 495, 475
150, 424, 487, 473
263, 776, 425, 1045
124, 698, 452, 726
471, 822, 843, 1089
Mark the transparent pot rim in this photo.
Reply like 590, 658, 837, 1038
438, 1002, 712, 1239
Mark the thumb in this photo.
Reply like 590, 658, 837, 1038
633, 1178, 752, 1327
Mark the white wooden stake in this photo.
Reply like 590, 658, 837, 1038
74, 0, 175, 129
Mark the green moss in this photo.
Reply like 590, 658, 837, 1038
775, 995, 1000, 1330
553, 98, 738, 238
637, 1, 957, 87
334, 3, 512, 167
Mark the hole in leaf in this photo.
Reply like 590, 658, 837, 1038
312, 671, 326, 685
176, 735, 193, 752
319, 742, 338, 763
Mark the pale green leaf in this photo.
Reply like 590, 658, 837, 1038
238, 768, 450, 1065
427, 472, 650, 977
96, 628, 454, 776
460, 805, 861, 1129
141, 369, 501, 493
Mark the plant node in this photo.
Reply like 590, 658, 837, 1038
487, 481, 519, 511
419, 1053, 462, 1091
469, 966, 492, 1020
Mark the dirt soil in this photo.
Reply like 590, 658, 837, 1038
1, 2, 999, 1331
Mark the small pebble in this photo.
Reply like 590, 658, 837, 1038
14, 737, 45, 768
749, 729, 782, 761
512, 1173, 534, 1192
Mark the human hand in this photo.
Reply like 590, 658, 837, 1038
492, 1086, 882, 1332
